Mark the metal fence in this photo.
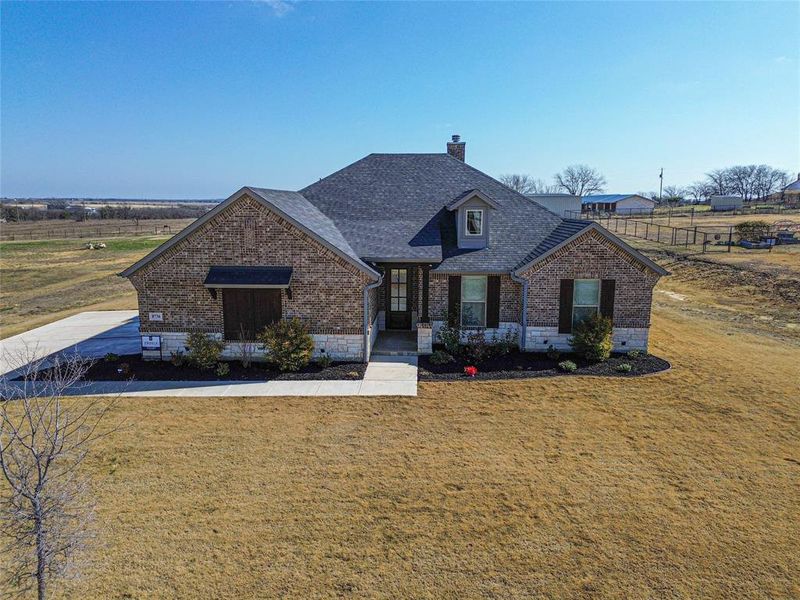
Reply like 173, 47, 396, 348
567, 212, 740, 253
0, 223, 182, 241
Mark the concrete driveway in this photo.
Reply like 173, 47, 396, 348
0, 311, 140, 377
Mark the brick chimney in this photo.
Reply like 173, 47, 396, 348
446, 134, 465, 162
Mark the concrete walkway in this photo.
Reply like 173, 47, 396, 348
0, 311, 140, 377
3, 355, 418, 398
1, 311, 417, 397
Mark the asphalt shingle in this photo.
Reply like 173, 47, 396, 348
299, 154, 567, 272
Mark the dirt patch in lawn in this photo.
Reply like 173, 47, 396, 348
29, 354, 366, 381
418, 349, 669, 380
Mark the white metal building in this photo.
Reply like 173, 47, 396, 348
526, 194, 581, 218
710, 195, 744, 211
582, 194, 657, 215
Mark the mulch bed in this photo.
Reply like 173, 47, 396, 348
418, 348, 670, 381
28, 355, 366, 382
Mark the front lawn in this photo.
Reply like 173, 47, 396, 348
12, 302, 798, 599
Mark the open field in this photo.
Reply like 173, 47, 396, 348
0, 232, 798, 598
0, 218, 196, 241
3, 229, 800, 598
631, 210, 800, 230
21, 274, 800, 598
0, 236, 167, 338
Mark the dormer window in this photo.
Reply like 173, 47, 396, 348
447, 189, 499, 250
465, 209, 483, 236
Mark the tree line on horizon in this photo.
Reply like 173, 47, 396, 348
500, 164, 795, 204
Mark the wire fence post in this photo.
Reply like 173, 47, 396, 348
727, 227, 733, 252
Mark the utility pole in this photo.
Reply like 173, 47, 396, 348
659, 168, 664, 205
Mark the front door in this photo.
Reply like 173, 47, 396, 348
386, 268, 411, 330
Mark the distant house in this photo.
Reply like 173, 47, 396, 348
782, 173, 800, 205
582, 194, 657, 215
526, 194, 581, 217
710, 195, 743, 211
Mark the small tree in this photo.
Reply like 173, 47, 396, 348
0, 349, 118, 599
258, 318, 314, 372
569, 314, 613, 362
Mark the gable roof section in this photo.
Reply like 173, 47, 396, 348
512, 221, 669, 276
300, 153, 565, 269
446, 189, 500, 211
119, 187, 379, 279
582, 194, 656, 205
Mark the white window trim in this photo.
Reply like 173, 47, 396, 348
572, 278, 600, 327
465, 208, 484, 236
461, 275, 487, 328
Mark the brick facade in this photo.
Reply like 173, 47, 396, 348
129, 194, 372, 346
129, 196, 661, 360
428, 273, 521, 323
517, 228, 659, 329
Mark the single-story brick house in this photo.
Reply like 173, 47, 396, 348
121, 136, 668, 362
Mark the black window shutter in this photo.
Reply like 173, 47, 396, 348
486, 275, 501, 328
600, 279, 616, 322
558, 279, 574, 334
448, 275, 461, 326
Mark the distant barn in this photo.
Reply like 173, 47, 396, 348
526, 194, 581, 218
582, 194, 657, 215
710, 195, 743, 211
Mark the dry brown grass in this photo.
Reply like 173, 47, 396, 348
0, 237, 167, 338
2, 231, 798, 598
0, 218, 195, 241
30, 282, 796, 598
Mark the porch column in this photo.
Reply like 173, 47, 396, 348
421, 265, 430, 323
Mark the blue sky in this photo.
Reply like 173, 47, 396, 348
2, 1, 798, 198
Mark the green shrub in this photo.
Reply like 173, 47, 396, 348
627, 349, 642, 359
734, 220, 770, 243
463, 330, 494, 364
429, 350, 454, 365
569, 314, 613, 362
104, 352, 119, 362
558, 360, 577, 373
316, 353, 333, 368
215, 362, 230, 377
493, 330, 518, 356
616, 363, 632, 373
546, 345, 560, 361
258, 318, 314, 372
438, 319, 461, 356
186, 333, 225, 371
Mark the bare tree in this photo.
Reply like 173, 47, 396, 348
498, 174, 536, 194
0, 349, 117, 599
498, 174, 560, 195
751, 165, 789, 201
662, 185, 686, 205
686, 180, 714, 202
705, 168, 730, 195
554, 165, 607, 197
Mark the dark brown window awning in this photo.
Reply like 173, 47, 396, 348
203, 266, 293, 289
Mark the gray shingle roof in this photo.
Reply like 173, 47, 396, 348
300, 154, 565, 271
247, 188, 363, 266
512, 219, 592, 271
